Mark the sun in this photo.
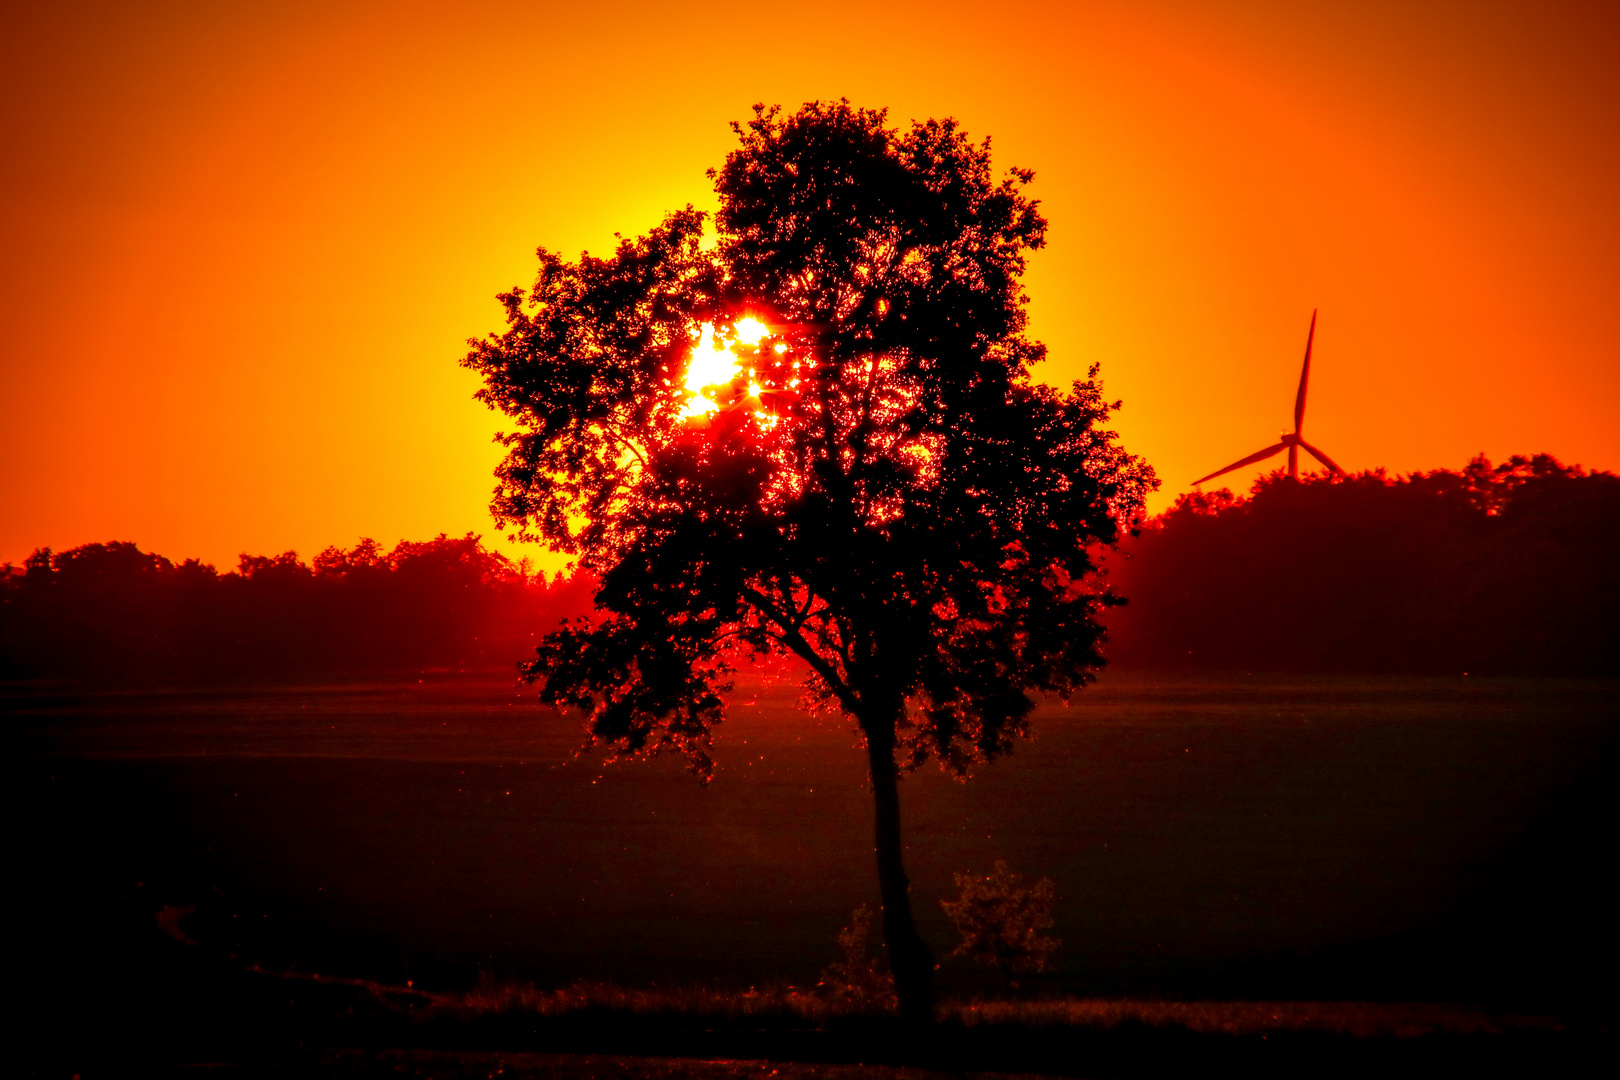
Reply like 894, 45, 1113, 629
679, 316, 774, 420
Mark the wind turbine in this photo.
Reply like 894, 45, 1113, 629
1192, 310, 1347, 486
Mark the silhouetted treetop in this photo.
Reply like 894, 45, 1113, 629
716, 102, 1046, 352
48, 540, 173, 581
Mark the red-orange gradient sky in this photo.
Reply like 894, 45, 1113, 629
3, 0, 1616, 574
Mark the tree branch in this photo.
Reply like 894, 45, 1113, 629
741, 583, 859, 713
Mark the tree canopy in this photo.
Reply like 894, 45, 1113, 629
463, 101, 1155, 1020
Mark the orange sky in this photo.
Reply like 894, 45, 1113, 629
4, 0, 1616, 575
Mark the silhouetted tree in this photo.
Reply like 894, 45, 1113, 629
463, 101, 1155, 1021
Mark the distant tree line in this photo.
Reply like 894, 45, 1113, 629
6, 456, 1615, 683
1, 534, 594, 683
1103, 454, 1619, 676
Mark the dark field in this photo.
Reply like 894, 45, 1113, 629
12, 673, 1618, 1072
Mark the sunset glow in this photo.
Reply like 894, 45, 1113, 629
1, 1, 1615, 576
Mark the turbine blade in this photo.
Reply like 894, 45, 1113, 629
1192, 442, 1288, 485
1294, 309, 1317, 436
1300, 439, 1346, 475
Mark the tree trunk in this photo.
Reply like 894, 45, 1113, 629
863, 718, 935, 1024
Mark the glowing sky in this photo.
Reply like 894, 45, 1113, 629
3, 0, 1615, 574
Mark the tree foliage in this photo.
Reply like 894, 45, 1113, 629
463, 100, 1154, 1020
465, 100, 1153, 774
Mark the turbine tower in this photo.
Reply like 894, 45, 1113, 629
1193, 310, 1347, 486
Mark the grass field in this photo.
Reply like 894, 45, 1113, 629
11, 671, 1617, 1071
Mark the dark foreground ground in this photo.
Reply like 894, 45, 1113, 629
10, 672, 1617, 1076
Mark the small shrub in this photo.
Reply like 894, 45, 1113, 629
816, 904, 897, 1012
940, 862, 1059, 992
